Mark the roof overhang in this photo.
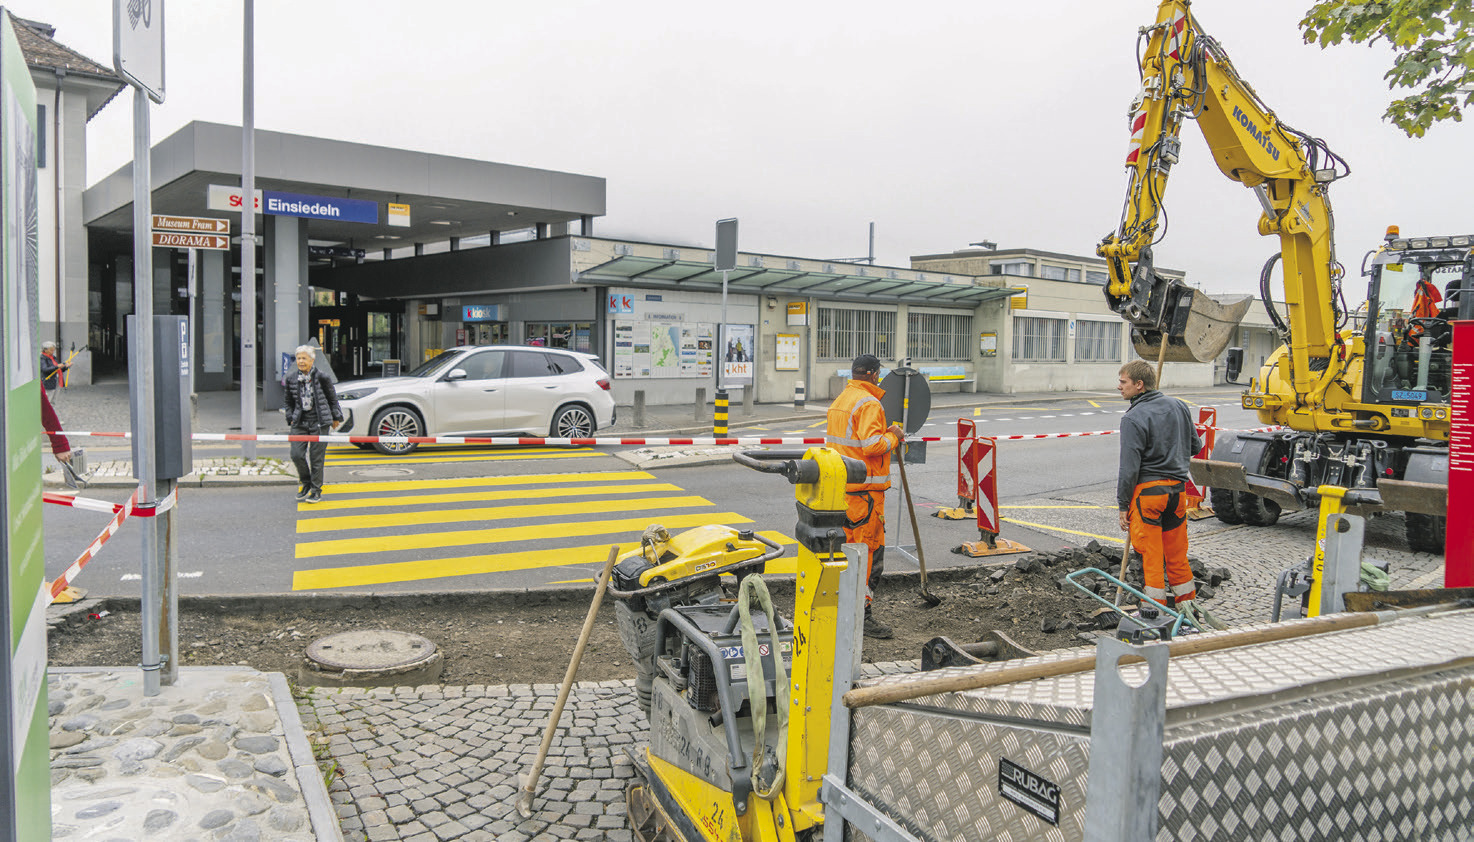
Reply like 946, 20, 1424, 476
577, 255, 1023, 306
83, 121, 606, 251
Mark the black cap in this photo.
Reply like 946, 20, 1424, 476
851, 354, 881, 376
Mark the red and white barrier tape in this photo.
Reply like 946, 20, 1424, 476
48, 489, 136, 603
44, 488, 178, 517
44, 488, 179, 603
44, 426, 1282, 447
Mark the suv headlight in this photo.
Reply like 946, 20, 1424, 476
337, 387, 378, 402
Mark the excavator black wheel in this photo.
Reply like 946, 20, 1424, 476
1404, 512, 1447, 555
1234, 491, 1281, 527
1210, 487, 1243, 525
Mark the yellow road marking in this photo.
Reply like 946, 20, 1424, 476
999, 505, 1103, 510
974, 407, 982, 417
1001, 516, 1124, 545
293, 528, 793, 590
326, 445, 571, 457
297, 495, 713, 533
544, 531, 799, 584
325, 450, 598, 466
295, 511, 755, 560
1088, 400, 1102, 408
299, 482, 682, 512
807, 421, 827, 429
320, 470, 655, 495
1182, 399, 1200, 407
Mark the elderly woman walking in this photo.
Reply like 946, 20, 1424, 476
283, 345, 343, 503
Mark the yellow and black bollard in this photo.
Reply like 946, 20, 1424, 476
714, 389, 729, 437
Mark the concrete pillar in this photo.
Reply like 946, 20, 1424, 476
489, 231, 501, 246
580, 215, 594, 236
536, 222, 549, 240
633, 390, 645, 427
200, 249, 227, 391
449, 237, 460, 251
263, 215, 308, 410
382, 248, 392, 261
695, 387, 706, 421
414, 243, 425, 257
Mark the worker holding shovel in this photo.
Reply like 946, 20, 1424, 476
1116, 359, 1201, 610
826, 354, 904, 639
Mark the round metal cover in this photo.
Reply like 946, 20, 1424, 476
305, 629, 438, 671
350, 467, 415, 478
879, 367, 931, 433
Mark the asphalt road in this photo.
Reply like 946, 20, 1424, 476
43, 394, 1261, 597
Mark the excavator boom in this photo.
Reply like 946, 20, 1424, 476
1098, 0, 1345, 378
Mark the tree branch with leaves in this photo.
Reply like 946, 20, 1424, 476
1301, 0, 1474, 137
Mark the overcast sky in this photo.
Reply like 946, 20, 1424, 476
30, 0, 1474, 299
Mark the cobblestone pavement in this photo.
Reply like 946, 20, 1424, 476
49, 667, 338, 841
297, 511, 1446, 842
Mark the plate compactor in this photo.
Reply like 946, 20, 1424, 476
612, 447, 868, 842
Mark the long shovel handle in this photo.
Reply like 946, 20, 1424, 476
896, 452, 938, 603
515, 545, 620, 818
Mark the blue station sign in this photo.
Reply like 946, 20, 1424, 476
263, 190, 379, 224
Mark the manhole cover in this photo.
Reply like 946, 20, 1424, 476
301, 629, 443, 688
350, 467, 415, 477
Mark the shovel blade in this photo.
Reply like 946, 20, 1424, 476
1131, 289, 1252, 364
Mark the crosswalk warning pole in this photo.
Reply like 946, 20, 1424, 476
794, 380, 805, 410
714, 390, 729, 437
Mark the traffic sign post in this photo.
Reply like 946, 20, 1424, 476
113, 0, 164, 102
116, 0, 167, 697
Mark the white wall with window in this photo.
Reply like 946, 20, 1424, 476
1073, 317, 1122, 363
906, 310, 972, 361
1012, 314, 1069, 362
816, 306, 897, 362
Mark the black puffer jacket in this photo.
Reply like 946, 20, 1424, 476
284, 367, 343, 428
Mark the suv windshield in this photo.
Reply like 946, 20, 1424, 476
406, 350, 464, 378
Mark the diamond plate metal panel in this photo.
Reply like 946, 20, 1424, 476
848, 705, 1089, 841
850, 614, 1474, 727
841, 611, 1474, 842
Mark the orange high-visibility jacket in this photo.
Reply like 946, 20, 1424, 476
826, 379, 901, 492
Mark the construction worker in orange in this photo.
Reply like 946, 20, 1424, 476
1411, 273, 1443, 319
1116, 359, 1202, 609
826, 354, 905, 639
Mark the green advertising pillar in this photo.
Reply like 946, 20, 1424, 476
0, 11, 50, 839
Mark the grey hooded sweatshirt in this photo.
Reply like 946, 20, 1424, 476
1117, 389, 1203, 511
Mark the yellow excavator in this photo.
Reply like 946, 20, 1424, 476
1097, 0, 1460, 554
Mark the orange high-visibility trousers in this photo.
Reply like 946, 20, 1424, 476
844, 490, 886, 602
1129, 479, 1196, 606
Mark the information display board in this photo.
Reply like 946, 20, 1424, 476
613, 320, 715, 379
0, 18, 49, 835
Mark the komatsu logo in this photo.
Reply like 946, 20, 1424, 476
1232, 105, 1280, 161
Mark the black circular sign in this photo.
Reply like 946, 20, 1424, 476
878, 367, 931, 433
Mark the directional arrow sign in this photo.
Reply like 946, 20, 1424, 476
152, 214, 230, 234
151, 232, 230, 250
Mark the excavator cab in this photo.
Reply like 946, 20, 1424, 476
1363, 237, 1469, 407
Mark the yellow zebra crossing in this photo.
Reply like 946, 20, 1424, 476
323, 444, 612, 467
292, 470, 795, 590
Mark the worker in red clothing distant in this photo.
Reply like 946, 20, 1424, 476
826, 354, 904, 639
1411, 275, 1443, 319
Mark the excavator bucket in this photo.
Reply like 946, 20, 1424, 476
1131, 288, 1252, 364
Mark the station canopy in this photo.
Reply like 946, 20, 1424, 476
83, 121, 606, 254
578, 254, 1023, 306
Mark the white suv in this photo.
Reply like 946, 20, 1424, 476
335, 346, 616, 454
